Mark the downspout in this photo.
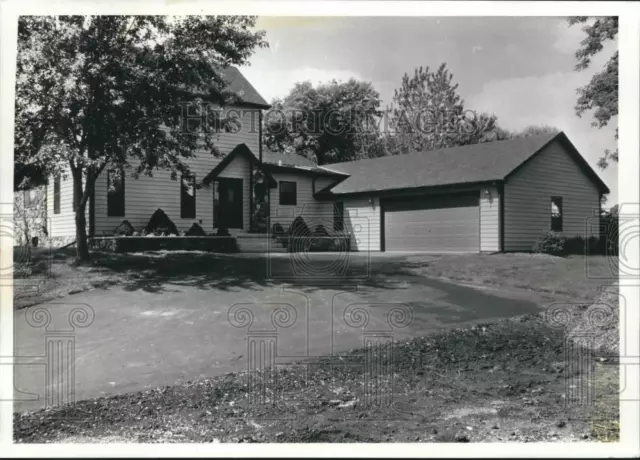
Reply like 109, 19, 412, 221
259, 110, 263, 163
499, 181, 505, 252
89, 186, 95, 237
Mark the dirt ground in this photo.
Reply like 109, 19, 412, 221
14, 312, 619, 443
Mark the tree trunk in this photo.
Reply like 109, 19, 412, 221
71, 168, 90, 263
75, 206, 89, 262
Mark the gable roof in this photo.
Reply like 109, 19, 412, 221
201, 143, 277, 187
318, 132, 609, 196
220, 66, 270, 108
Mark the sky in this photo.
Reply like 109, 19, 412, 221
239, 16, 618, 206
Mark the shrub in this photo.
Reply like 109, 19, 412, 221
533, 232, 613, 256
114, 219, 135, 236
289, 216, 310, 237
144, 208, 179, 236
312, 224, 330, 237
185, 222, 207, 237
215, 227, 230, 237
272, 222, 286, 237
532, 231, 565, 256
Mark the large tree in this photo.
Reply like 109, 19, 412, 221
15, 16, 267, 261
387, 63, 500, 155
263, 79, 383, 165
568, 16, 618, 169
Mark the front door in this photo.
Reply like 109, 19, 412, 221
214, 178, 243, 229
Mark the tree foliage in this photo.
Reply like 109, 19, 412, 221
263, 79, 383, 165
387, 63, 501, 155
568, 16, 618, 169
15, 15, 267, 261
507, 124, 560, 139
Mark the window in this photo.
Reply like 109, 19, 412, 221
551, 196, 563, 232
279, 181, 297, 206
334, 201, 344, 231
181, 174, 196, 218
53, 178, 61, 214
107, 170, 125, 217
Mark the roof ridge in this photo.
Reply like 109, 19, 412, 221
322, 132, 561, 170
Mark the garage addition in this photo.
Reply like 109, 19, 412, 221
382, 192, 480, 253
316, 131, 609, 253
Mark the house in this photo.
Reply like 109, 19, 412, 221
37, 67, 609, 253
314, 131, 609, 252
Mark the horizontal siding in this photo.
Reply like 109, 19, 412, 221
268, 172, 335, 232
94, 107, 260, 235
504, 140, 600, 251
46, 169, 88, 238
343, 196, 381, 252
480, 185, 500, 252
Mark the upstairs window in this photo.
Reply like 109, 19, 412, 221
551, 196, 563, 232
53, 178, 61, 214
279, 181, 297, 206
181, 174, 196, 218
107, 170, 125, 217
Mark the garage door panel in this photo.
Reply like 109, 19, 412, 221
383, 193, 479, 252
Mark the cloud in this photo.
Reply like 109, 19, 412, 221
552, 20, 586, 55
239, 66, 367, 103
472, 45, 483, 54
468, 71, 618, 204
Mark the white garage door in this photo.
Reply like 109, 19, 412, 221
383, 192, 480, 252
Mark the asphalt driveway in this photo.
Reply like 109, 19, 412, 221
13, 253, 556, 412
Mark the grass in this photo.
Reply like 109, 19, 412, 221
400, 253, 618, 302
12, 247, 122, 309
14, 312, 617, 443
13, 249, 618, 309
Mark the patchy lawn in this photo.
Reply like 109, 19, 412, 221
14, 310, 618, 443
13, 248, 122, 309
14, 249, 617, 309
398, 253, 617, 302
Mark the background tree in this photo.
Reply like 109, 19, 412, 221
387, 63, 501, 155
263, 79, 383, 165
15, 15, 267, 262
507, 124, 560, 139
568, 16, 618, 169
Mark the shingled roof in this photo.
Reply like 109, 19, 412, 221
261, 150, 318, 168
318, 132, 609, 195
220, 66, 270, 108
